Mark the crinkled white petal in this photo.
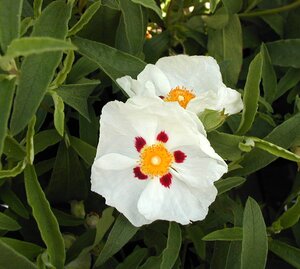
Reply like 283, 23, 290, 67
91, 157, 151, 227
95, 153, 136, 170
155, 55, 223, 92
172, 144, 227, 188
137, 177, 209, 224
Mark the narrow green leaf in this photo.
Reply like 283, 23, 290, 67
269, 239, 300, 269
94, 214, 139, 267
261, 43, 277, 103
56, 81, 99, 121
68, 0, 102, 36
52, 209, 84, 227
24, 164, 65, 269
0, 160, 26, 179
0, 187, 29, 219
236, 53, 263, 135
46, 142, 89, 203
33, 0, 43, 18
26, 116, 36, 165
186, 226, 206, 260
0, 237, 43, 261
72, 36, 146, 82
34, 129, 62, 154
51, 92, 65, 137
215, 176, 246, 195
198, 109, 227, 132
69, 136, 96, 166
160, 222, 182, 269
0, 0, 23, 52
131, 0, 162, 18
0, 212, 21, 231
241, 197, 267, 269
0, 77, 15, 157
261, 14, 284, 37
3, 136, 26, 160
116, 248, 148, 269
0, 240, 37, 269
117, 0, 145, 55
203, 7, 229, 29
274, 68, 300, 101
223, 0, 242, 14
236, 113, 300, 175
207, 131, 244, 161
4, 37, 76, 59
266, 39, 300, 68
10, 0, 72, 135
272, 196, 300, 232
203, 227, 243, 241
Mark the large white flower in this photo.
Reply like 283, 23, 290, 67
91, 97, 228, 227
116, 55, 243, 115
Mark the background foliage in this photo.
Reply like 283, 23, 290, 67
0, 0, 300, 268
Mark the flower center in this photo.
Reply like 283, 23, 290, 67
164, 86, 196, 109
140, 143, 173, 177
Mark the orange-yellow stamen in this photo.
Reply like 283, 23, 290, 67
140, 143, 173, 177
164, 86, 196, 109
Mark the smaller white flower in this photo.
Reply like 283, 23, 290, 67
91, 97, 228, 227
116, 55, 243, 115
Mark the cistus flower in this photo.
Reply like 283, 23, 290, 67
91, 97, 228, 227
116, 55, 243, 115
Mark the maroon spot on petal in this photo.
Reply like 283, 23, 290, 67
156, 131, 169, 143
160, 173, 172, 188
135, 136, 146, 152
173, 150, 187, 163
159, 95, 164, 99
133, 166, 148, 180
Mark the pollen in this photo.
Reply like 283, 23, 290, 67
140, 143, 173, 177
164, 86, 196, 109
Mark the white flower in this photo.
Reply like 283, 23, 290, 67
91, 97, 228, 227
116, 55, 243, 115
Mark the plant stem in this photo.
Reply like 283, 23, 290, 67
239, 0, 300, 18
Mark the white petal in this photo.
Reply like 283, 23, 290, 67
172, 144, 227, 189
137, 64, 171, 96
217, 87, 243, 115
91, 160, 151, 227
116, 76, 137, 97
137, 177, 210, 224
94, 153, 136, 170
155, 55, 223, 93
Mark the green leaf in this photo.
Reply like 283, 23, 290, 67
56, 81, 99, 121
207, 131, 244, 161
117, 0, 145, 55
26, 116, 36, 165
223, 0, 242, 14
0, 187, 29, 219
34, 129, 62, 155
51, 92, 65, 137
116, 248, 148, 269
186, 225, 206, 260
68, 0, 102, 36
269, 239, 300, 269
261, 43, 277, 103
0, 0, 23, 52
273, 68, 300, 101
46, 142, 89, 203
272, 196, 300, 233
160, 222, 182, 269
72, 36, 146, 82
131, 0, 162, 18
0, 77, 15, 157
3, 136, 26, 160
10, 0, 72, 135
0, 212, 21, 231
235, 113, 300, 175
261, 14, 284, 37
198, 109, 227, 132
24, 164, 65, 269
236, 52, 263, 135
4, 37, 76, 59
0, 237, 43, 261
266, 39, 300, 68
202, 227, 243, 241
0, 240, 37, 269
0, 160, 26, 179
215, 176, 246, 195
33, 0, 43, 18
69, 136, 96, 166
94, 214, 139, 267
203, 7, 229, 29
52, 209, 85, 227
241, 197, 267, 269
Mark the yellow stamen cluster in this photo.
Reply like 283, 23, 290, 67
140, 143, 173, 177
164, 86, 196, 109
